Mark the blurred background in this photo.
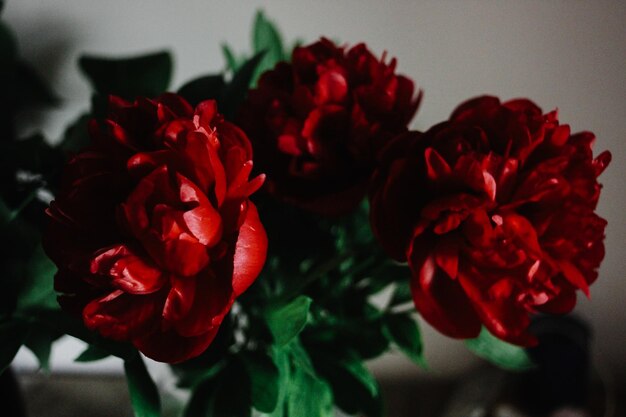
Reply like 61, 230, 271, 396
4, 0, 625, 387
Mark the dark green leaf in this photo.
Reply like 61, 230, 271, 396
16, 243, 58, 312
0, 18, 17, 67
339, 354, 378, 398
79, 51, 172, 98
16, 61, 59, 107
0, 207, 39, 316
183, 360, 251, 417
0, 134, 64, 207
389, 280, 412, 306
29, 308, 134, 360
364, 260, 410, 296
75, 344, 111, 363
265, 296, 311, 346
0, 320, 29, 375
240, 350, 279, 413
177, 74, 225, 107
0, 197, 13, 226
220, 51, 265, 120
465, 327, 535, 371
59, 113, 90, 152
336, 318, 390, 360
172, 315, 232, 388
23, 326, 57, 371
124, 354, 161, 417
311, 351, 382, 417
213, 360, 251, 417
286, 367, 333, 417
183, 377, 217, 417
383, 313, 425, 367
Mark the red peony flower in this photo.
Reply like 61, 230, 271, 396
44, 94, 267, 363
238, 37, 421, 215
370, 96, 611, 345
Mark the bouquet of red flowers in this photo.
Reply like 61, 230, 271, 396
0, 9, 611, 417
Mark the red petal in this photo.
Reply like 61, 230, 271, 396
83, 290, 161, 340
424, 147, 451, 181
408, 238, 481, 339
458, 268, 536, 346
557, 260, 590, 297
91, 245, 166, 294
178, 174, 223, 247
170, 269, 233, 337
127, 150, 178, 179
537, 287, 577, 314
157, 93, 194, 117
501, 212, 542, 258
434, 237, 459, 279
315, 69, 348, 104
231, 202, 267, 296
163, 275, 196, 323
134, 325, 220, 364
195, 100, 218, 127
162, 234, 210, 277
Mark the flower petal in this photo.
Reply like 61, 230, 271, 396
231, 202, 268, 296
91, 245, 166, 294
83, 290, 162, 340
408, 237, 481, 339
134, 325, 220, 364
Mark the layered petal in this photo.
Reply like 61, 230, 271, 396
45, 95, 267, 363
370, 95, 610, 346
238, 37, 421, 215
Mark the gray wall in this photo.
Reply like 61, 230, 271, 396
6, 0, 625, 377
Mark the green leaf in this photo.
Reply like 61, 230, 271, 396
220, 51, 265, 120
286, 340, 316, 377
253, 11, 285, 61
265, 296, 312, 346
268, 347, 290, 417
287, 367, 333, 417
465, 327, 535, 371
240, 350, 279, 413
335, 318, 390, 360
389, 280, 412, 306
16, 243, 58, 312
177, 74, 225, 107
339, 354, 378, 398
23, 326, 57, 371
75, 344, 111, 362
79, 51, 172, 98
124, 354, 161, 417
383, 313, 425, 367
311, 351, 382, 417
183, 377, 217, 417
221, 44, 242, 73
0, 320, 29, 375
252, 10, 285, 82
